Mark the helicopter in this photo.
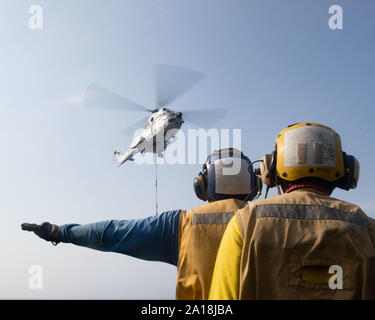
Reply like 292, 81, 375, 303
84, 65, 227, 167
114, 107, 184, 166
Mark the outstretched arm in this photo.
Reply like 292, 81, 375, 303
22, 210, 181, 266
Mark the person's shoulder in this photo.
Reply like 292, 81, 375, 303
237, 191, 361, 213
185, 201, 213, 214
325, 194, 367, 215
244, 193, 292, 209
153, 209, 182, 221
234, 195, 285, 217
187, 198, 243, 214
330, 197, 375, 226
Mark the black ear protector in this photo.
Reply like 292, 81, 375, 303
249, 160, 264, 198
334, 153, 360, 190
255, 176, 263, 198
239, 162, 264, 209
263, 151, 277, 188
258, 151, 278, 198
193, 164, 209, 201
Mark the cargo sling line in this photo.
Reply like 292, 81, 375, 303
154, 153, 159, 216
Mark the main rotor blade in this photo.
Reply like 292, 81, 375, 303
182, 108, 228, 128
119, 116, 149, 136
153, 65, 205, 107
85, 83, 152, 112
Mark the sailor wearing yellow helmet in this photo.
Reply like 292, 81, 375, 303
209, 123, 375, 300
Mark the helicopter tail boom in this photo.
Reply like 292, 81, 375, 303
114, 150, 134, 167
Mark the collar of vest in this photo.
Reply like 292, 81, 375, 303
285, 184, 330, 196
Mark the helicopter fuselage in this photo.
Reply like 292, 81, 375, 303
114, 108, 183, 166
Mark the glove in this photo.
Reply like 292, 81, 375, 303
21, 222, 60, 245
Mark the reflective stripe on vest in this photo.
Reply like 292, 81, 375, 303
256, 204, 370, 229
192, 212, 234, 225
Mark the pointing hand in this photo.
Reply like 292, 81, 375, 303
21, 222, 60, 245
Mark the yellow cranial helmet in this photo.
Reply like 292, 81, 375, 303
275, 123, 345, 182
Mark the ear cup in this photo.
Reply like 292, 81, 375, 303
193, 173, 209, 201
335, 153, 360, 190
256, 176, 263, 198
260, 153, 277, 187
351, 156, 360, 188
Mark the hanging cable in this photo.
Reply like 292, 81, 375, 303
154, 153, 159, 216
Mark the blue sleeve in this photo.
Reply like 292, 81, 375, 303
58, 210, 181, 266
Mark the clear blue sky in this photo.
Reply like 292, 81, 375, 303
1, 0, 374, 298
